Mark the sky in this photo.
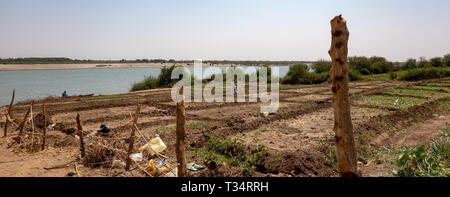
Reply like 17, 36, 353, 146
0, 0, 449, 62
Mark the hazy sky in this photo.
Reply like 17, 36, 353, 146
0, 0, 449, 62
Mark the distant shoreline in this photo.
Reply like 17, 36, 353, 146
0, 63, 263, 71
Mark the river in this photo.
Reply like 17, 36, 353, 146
0, 66, 290, 105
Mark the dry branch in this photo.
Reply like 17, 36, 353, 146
17, 100, 34, 144
125, 104, 141, 171
30, 101, 35, 149
4, 89, 15, 137
41, 104, 47, 151
44, 161, 73, 170
6, 115, 18, 128
328, 15, 358, 177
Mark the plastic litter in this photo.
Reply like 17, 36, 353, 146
47, 123, 56, 131
144, 158, 171, 176
84, 131, 97, 142
187, 162, 205, 171
75, 131, 98, 144
130, 152, 143, 162
139, 137, 167, 156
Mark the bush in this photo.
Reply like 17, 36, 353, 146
389, 71, 397, 80
349, 56, 392, 74
130, 76, 159, 91
282, 64, 360, 84
359, 68, 370, 75
394, 134, 449, 177
313, 60, 331, 73
281, 64, 310, 84
403, 59, 417, 70
281, 64, 330, 85
199, 133, 267, 175
443, 54, 450, 67
417, 57, 430, 68
157, 65, 180, 87
349, 69, 362, 81
369, 57, 392, 74
394, 124, 449, 177
430, 57, 443, 67
349, 56, 371, 71
396, 67, 450, 81
308, 72, 330, 84
130, 65, 182, 91
371, 64, 383, 74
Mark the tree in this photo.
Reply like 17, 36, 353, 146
348, 56, 371, 72
443, 54, 450, 67
158, 65, 179, 87
369, 56, 386, 65
313, 60, 332, 73
371, 62, 383, 74
369, 56, 392, 73
429, 57, 442, 67
403, 59, 416, 70
281, 64, 309, 84
417, 57, 429, 68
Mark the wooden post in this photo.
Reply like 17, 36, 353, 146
41, 104, 46, 151
30, 101, 35, 150
17, 100, 34, 144
76, 114, 85, 158
3, 89, 15, 137
328, 15, 358, 177
3, 114, 8, 137
125, 104, 141, 171
176, 86, 187, 177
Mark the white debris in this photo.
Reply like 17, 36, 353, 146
75, 131, 98, 145
47, 123, 56, 131
112, 160, 126, 169
130, 152, 143, 162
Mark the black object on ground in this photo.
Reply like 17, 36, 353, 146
97, 124, 111, 133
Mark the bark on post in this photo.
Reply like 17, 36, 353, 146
4, 89, 15, 137
175, 86, 187, 177
76, 114, 85, 158
328, 15, 359, 177
17, 100, 34, 144
41, 104, 46, 151
125, 104, 140, 171
30, 101, 35, 150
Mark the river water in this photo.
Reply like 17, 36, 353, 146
0, 66, 290, 105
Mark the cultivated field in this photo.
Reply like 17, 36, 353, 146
0, 78, 449, 177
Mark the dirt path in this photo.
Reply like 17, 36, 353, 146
361, 111, 449, 177
391, 113, 449, 147
0, 136, 76, 177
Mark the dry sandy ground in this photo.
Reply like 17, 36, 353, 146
0, 131, 106, 177
0, 78, 448, 177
